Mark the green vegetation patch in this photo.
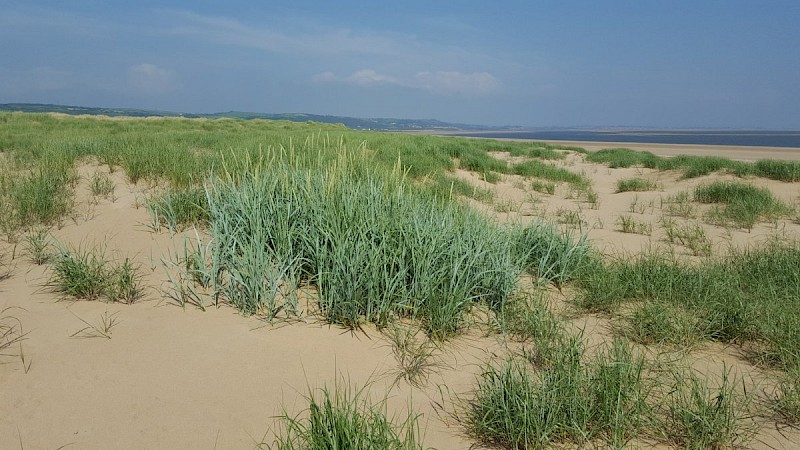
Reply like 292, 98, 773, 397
510, 160, 588, 186
625, 301, 705, 347
268, 378, 425, 450
432, 175, 494, 202
148, 186, 209, 232
513, 221, 590, 287
48, 243, 143, 303
525, 146, 566, 160
663, 155, 749, 178
530, 180, 555, 195
0, 163, 75, 230
586, 147, 660, 168
587, 146, 800, 182
0, 113, 589, 235
466, 337, 649, 449
663, 369, 753, 449
576, 241, 800, 372
162, 152, 593, 338
694, 181, 790, 229
617, 215, 653, 235
754, 159, 800, 182
465, 290, 756, 449
171, 148, 519, 339
616, 177, 657, 192
481, 140, 581, 159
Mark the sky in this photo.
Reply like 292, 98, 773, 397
1, 1, 799, 128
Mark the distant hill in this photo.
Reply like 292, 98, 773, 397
0, 103, 520, 132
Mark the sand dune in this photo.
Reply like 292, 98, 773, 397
2, 146, 799, 449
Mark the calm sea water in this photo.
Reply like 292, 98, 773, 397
452, 130, 800, 148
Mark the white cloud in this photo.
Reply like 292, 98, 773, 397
312, 69, 401, 88
413, 71, 500, 95
311, 71, 338, 83
312, 69, 500, 96
344, 69, 400, 87
128, 63, 178, 95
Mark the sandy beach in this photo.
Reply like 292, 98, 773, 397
2, 139, 799, 449
5, 1, 799, 446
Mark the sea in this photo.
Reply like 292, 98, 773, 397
451, 130, 800, 148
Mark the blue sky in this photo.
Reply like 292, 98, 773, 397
1, 1, 798, 128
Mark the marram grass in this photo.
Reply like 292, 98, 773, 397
466, 337, 650, 449
159, 140, 595, 338
48, 242, 143, 303
266, 376, 425, 450
0, 112, 586, 233
170, 145, 524, 339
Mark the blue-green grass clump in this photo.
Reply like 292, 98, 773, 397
186, 148, 520, 339
513, 221, 590, 287
165, 145, 592, 339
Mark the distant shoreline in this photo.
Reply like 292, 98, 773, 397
404, 128, 800, 147
400, 130, 800, 162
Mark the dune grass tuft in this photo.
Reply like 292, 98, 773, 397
753, 159, 800, 182
384, 323, 441, 388
617, 215, 652, 235
469, 294, 755, 449
513, 221, 590, 287
662, 369, 753, 449
148, 186, 209, 232
88, 171, 115, 199
466, 337, 649, 449
586, 147, 660, 169
0, 247, 12, 280
267, 377, 425, 450
25, 227, 53, 265
694, 181, 790, 230
494, 292, 561, 346
624, 301, 705, 347
1, 165, 75, 228
530, 180, 555, 195
433, 175, 494, 202
511, 160, 588, 186
772, 369, 800, 424
48, 243, 143, 303
616, 177, 657, 192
